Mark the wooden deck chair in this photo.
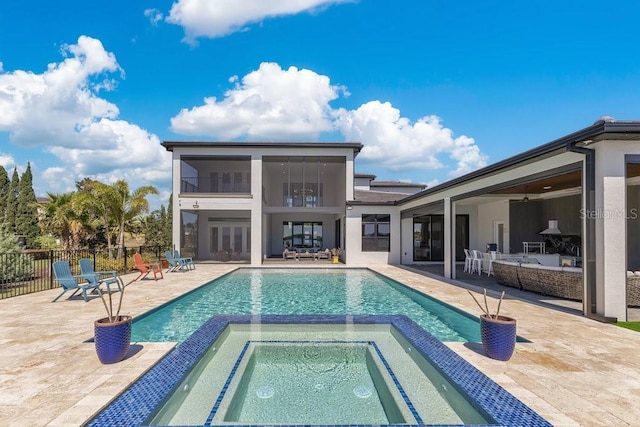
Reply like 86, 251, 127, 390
79, 258, 121, 293
52, 260, 101, 302
133, 253, 164, 281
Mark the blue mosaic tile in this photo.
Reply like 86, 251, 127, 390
87, 314, 552, 427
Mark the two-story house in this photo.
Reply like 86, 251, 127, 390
162, 141, 362, 265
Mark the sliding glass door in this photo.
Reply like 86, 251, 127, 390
413, 214, 468, 261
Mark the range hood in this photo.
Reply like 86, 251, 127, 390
540, 220, 562, 235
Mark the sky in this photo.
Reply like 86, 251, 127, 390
2, 0, 640, 210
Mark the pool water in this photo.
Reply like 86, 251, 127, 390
224, 343, 399, 424
132, 268, 480, 342
147, 323, 490, 426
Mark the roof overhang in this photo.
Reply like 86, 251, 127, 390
162, 140, 363, 156
399, 119, 640, 205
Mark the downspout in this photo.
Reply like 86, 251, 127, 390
567, 141, 616, 322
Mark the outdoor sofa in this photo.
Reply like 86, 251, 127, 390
494, 260, 640, 306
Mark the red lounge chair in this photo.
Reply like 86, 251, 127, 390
133, 253, 164, 281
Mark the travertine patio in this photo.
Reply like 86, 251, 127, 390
0, 263, 639, 426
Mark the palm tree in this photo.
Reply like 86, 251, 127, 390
39, 192, 84, 250
112, 180, 159, 259
76, 180, 158, 258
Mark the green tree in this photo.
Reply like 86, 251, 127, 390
140, 204, 171, 248
16, 163, 39, 248
39, 192, 84, 250
4, 168, 19, 234
74, 179, 118, 255
76, 180, 158, 258
0, 227, 34, 282
111, 180, 159, 258
0, 166, 9, 232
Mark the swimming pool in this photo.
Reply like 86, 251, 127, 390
132, 268, 481, 342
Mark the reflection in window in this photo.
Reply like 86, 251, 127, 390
282, 183, 323, 207
283, 222, 323, 249
362, 214, 390, 252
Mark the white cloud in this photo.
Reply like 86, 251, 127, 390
448, 134, 488, 176
0, 36, 171, 195
166, 0, 351, 43
336, 101, 488, 175
144, 8, 164, 25
170, 63, 488, 180
171, 62, 344, 140
0, 153, 15, 169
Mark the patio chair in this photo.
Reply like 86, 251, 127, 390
470, 250, 483, 275
79, 258, 121, 293
463, 249, 473, 273
52, 260, 102, 302
282, 248, 299, 260
317, 248, 331, 260
174, 250, 195, 270
485, 251, 500, 277
164, 250, 189, 272
133, 253, 164, 281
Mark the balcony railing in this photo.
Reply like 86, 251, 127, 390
181, 177, 251, 193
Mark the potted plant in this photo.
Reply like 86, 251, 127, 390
94, 276, 134, 364
330, 247, 342, 264
468, 289, 516, 361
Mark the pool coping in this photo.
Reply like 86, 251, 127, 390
87, 314, 551, 427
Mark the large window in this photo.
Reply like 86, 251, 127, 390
362, 214, 390, 252
282, 183, 324, 207
180, 156, 251, 193
283, 222, 323, 249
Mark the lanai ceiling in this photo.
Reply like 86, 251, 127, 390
490, 171, 582, 196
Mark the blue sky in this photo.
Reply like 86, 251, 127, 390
2, 0, 640, 209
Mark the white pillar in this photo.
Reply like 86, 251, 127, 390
444, 197, 455, 279
171, 154, 181, 253
602, 176, 628, 320
251, 155, 263, 266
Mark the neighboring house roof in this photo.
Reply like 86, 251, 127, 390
352, 190, 410, 204
354, 173, 376, 179
370, 181, 426, 189
162, 141, 363, 155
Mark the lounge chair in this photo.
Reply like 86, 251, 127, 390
174, 250, 195, 270
282, 249, 298, 260
52, 260, 102, 302
164, 250, 189, 272
133, 253, 164, 281
79, 258, 121, 293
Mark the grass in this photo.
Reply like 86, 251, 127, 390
615, 322, 640, 332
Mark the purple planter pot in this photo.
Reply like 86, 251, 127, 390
480, 314, 516, 361
95, 315, 132, 364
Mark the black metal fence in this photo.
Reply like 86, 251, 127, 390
0, 246, 170, 300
